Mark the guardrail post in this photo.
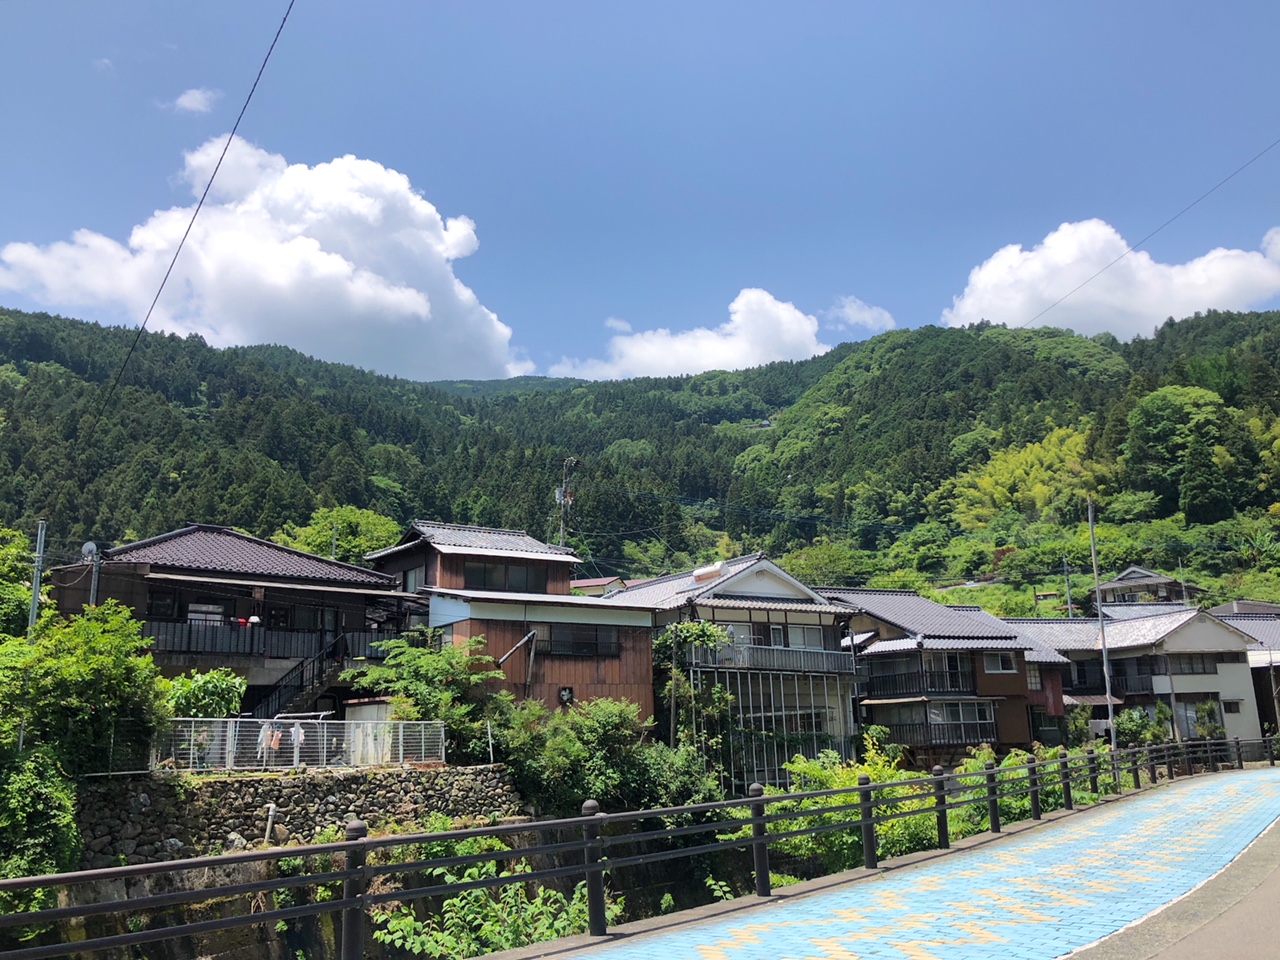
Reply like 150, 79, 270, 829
1182, 740, 1193, 776
1086, 746, 1099, 795
581, 800, 608, 937
1028, 761, 1041, 821
1129, 743, 1142, 788
1059, 748, 1074, 811
749, 783, 771, 897
1146, 745, 1158, 785
1234, 737, 1244, 770
1208, 738, 1219, 774
858, 774, 878, 869
932, 765, 950, 848
1268, 736, 1275, 767
1165, 742, 1175, 780
1112, 747, 1124, 794
984, 761, 1001, 833
340, 819, 367, 960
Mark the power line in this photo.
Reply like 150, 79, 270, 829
1004, 135, 1280, 330
79, 0, 298, 448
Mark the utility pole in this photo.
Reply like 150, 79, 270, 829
1064, 557, 1074, 619
331, 522, 338, 560
26, 519, 46, 632
1088, 497, 1117, 750
558, 457, 580, 548
88, 543, 102, 607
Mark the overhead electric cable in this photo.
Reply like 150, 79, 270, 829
81, 0, 298, 445
1014, 132, 1280, 330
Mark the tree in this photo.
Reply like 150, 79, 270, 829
272, 505, 402, 566
0, 601, 169, 776
0, 528, 32, 639
344, 628, 505, 764
166, 668, 247, 718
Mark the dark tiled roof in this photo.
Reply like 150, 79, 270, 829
1209, 599, 1280, 616
1219, 614, 1280, 650
823, 589, 1018, 641
864, 635, 1031, 654
1003, 618, 1100, 651
601, 555, 767, 610
366, 520, 577, 561
1004, 609, 1211, 653
106, 525, 395, 586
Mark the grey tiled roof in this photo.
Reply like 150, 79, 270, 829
366, 520, 578, 561
1004, 609, 1210, 653
864, 635, 1030, 655
106, 525, 395, 586
823, 589, 1019, 641
1219, 614, 1280, 650
601, 555, 834, 612
1102, 602, 1195, 620
1209, 600, 1280, 616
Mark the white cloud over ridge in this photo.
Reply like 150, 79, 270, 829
173, 88, 221, 113
550, 288, 831, 380
943, 218, 1280, 338
0, 135, 531, 380
827, 294, 896, 333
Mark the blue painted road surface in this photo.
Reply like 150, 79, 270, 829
565, 768, 1280, 960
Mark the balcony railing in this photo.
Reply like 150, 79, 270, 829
882, 720, 997, 747
866, 669, 977, 698
1110, 674, 1156, 696
686, 643, 861, 675
143, 623, 394, 661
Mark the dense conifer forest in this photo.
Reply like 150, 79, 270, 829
5, 305, 1280, 610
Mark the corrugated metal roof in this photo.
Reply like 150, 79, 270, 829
106, 525, 395, 586
1210, 600, 1280, 616
571, 576, 624, 589
422, 586, 655, 611
1004, 609, 1206, 653
824, 588, 1018, 641
366, 520, 577, 562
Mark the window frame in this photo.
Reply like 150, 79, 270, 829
983, 651, 1018, 674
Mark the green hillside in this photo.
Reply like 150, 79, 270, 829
4, 306, 1280, 609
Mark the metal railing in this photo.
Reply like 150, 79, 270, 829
142, 621, 328, 659
687, 643, 860, 674
157, 718, 446, 772
245, 634, 347, 719
881, 721, 997, 746
1109, 674, 1156, 696
2, 736, 1269, 960
866, 669, 976, 697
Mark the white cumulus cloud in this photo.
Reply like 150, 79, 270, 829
172, 88, 221, 113
550, 288, 830, 379
827, 294, 896, 333
0, 135, 531, 380
603, 317, 632, 333
942, 218, 1280, 338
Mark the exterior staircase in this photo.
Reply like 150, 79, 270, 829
247, 634, 351, 719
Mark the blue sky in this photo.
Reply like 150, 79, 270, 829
2, 2, 1279, 380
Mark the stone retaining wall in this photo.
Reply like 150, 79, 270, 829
76, 764, 521, 869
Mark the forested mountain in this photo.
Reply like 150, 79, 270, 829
4, 305, 1280, 609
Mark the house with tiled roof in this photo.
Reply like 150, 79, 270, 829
602, 555, 863, 788
820, 589, 1047, 759
1213, 613, 1280, 734
368, 521, 655, 716
49, 524, 405, 717
1003, 610, 1262, 742
1095, 564, 1204, 605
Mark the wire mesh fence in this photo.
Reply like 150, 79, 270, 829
154, 718, 446, 772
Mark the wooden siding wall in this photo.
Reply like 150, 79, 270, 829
458, 619, 654, 717
433, 556, 571, 595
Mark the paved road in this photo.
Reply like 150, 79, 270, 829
526, 767, 1280, 960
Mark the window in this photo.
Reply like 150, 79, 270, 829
147, 591, 178, 620
463, 562, 548, 593
787, 625, 825, 650
1169, 653, 1217, 675
266, 605, 291, 629
983, 651, 1017, 674
770, 625, 785, 647
929, 701, 992, 724
1224, 700, 1242, 714
404, 566, 422, 592
536, 624, 620, 657
1215, 652, 1244, 665
1026, 663, 1043, 691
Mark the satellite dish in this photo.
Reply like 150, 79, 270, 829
81, 541, 98, 559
